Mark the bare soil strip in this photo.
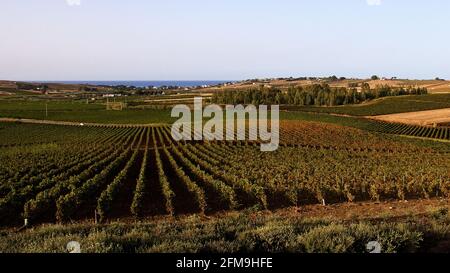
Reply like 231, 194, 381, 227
281, 198, 449, 220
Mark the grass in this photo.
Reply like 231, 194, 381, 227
0, 207, 448, 253
282, 94, 450, 116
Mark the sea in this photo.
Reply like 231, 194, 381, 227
43, 81, 233, 88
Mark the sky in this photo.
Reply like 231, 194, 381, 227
0, 0, 449, 81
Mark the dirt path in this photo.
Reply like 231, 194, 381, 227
0, 117, 169, 127
279, 198, 449, 221
369, 108, 450, 126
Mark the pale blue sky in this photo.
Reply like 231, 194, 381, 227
0, 0, 449, 80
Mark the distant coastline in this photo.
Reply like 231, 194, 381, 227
34, 80, 234, 88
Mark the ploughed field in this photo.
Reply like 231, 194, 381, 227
0, 121, 449, 227
370, 108, 450, 127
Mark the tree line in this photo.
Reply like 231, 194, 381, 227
211, 84, 428, 106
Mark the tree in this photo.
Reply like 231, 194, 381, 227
211, 83, 427, 107
371, 75, 379, 80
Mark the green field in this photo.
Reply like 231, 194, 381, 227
1, 93, 449, 126
1, 93, 449, 124
0, 101, 175, 124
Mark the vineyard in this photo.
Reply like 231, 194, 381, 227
280, 112, 450, 142
365, 120, 450, 141
0, 121, 449, 227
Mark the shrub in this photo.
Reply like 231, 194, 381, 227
237, 222, 297, 252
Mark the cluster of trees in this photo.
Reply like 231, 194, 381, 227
78, 86, 98, 92
211, 84, 428, 106
17, 83, 49, 91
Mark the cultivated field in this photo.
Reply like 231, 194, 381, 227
0, 101, 175, 124
0, 122, 448, 228
1, 80, 450, 253
371, 108, 450, 127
